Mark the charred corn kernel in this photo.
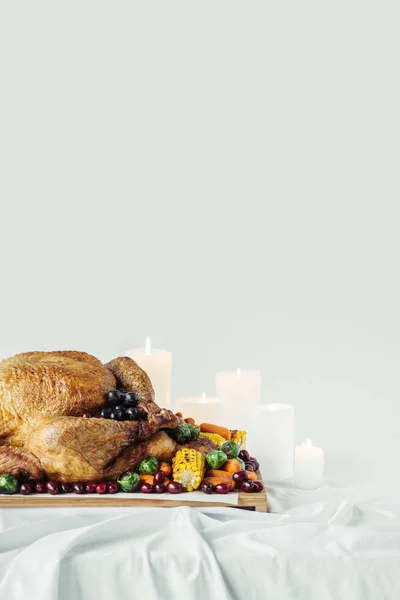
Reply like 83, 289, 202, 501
172, 448, 205, 491
230, 430, 247, 450
199, 432, 225, 449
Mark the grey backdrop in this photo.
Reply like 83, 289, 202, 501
1, 2, 399, 484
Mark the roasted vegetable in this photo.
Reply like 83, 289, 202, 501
199, 432, 225, 448
222, 459, 242, 473
230, 430, 247, 449
169, 423, 200, 444
220, 441, 240, 459
159, 461, 172, 476
139, 456, 159, 475
117, 471, 141, 492
172, 448, 205, 491
139, 474, 155, 485
205, 469, 234, 481
202, 477, 235, 491
200, 423, 231, 440
206, 450, 227, 470
0, 473, 19, 495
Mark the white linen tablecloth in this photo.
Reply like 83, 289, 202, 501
1, 492, 400, 600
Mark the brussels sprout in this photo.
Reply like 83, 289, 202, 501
169, 423, 200, 444
188, 424, 200, 441
117, 471, 141, 493
0, 473, 18, 495
220, 441, 240, 460
237, 457, 246, 471
206, 450, 227, 470
139, 456, 159, 475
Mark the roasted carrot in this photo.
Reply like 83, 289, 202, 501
175, 412, 183, 418
159, 461, 172, 476
202, 476, 235, 491
222, 459, 242, 473
184, 417, 196, 425
200, 423, 231, 440
205, 470, 233, 480
139, 474, 154, 485
246, 471, 257, 481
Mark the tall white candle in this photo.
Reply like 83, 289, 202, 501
126, 337, 171, 410
216, 368, 261, 429
247, 404, 294, 482
295, 439, 324, 489
175, 393, 228, 426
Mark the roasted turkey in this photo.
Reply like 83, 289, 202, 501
0, 351, 213, 482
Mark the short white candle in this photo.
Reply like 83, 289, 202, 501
175, 393, 228, 426
295, 439, 324, 489
126, 337, 171, 410
247, 404, 294, 482
216, 368, 261, 429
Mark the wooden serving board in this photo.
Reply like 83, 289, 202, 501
0, 471, 267, 512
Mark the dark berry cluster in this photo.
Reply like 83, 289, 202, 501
100, 389, 147, 421
239, 449, 260, 472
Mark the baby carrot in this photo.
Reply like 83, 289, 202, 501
223, 459, 242, 473
200, 423, 231, 440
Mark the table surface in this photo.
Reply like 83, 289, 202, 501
1, 481, 400, 600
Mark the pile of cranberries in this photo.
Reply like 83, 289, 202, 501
18, 480, 122, 495
139, 471, 184, 495
17, 471, 185, 496
238, 449, 260, 472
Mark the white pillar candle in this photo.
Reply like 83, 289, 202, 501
175, 393, 228, 426
295, 439, 324, 489
216, 368, 261, 430
247, 404, 294, 482
126, 337, 171, 410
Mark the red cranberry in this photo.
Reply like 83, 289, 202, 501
96, 483, 107, 494
232, 470, 249, 484
239, 450, 250, 462
82, 412, 91, 418
85, 481, 97, 494
60, 482, 72, 493
154, 470, 166, 484
108, 482, 119, 494
166, 481, 183, 494
245, 463, 255, 471
139, 482, 154, 493
252, 481, 264, 492
200, 481, 214, 494
215, 483, 231, 494
154, 483, 166, 493
72, 482, 85, 494
35, 482, 46, 493
19, 483, 32, 495
240, 481, 254, 493
46, 481, 59, 495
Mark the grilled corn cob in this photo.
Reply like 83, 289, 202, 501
230, 430, 247, 450
172, 448, 205, 491
199, 432, 225, 449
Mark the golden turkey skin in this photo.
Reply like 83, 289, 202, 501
0, 351, 186, 482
